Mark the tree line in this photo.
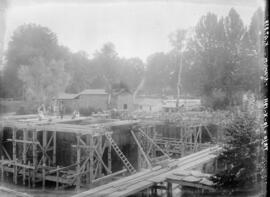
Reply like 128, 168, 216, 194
0, 8, 264, 109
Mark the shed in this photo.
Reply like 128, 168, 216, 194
77, 89, 108, 110
135, 98, 162, 112
111, 92, 134, 112
56, 93, 79, 112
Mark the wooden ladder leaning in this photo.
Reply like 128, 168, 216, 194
104, 133, 136, 174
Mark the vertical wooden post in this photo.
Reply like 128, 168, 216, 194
12, 128, 17, 184
151, 127, 156, 158
42, 163, 46, 191
181, 127, 184, 157
22, 129, 27, 185
42, 130, 47, 190
98, 136, 102, 177
167, 182, 173, 197
53, 131, 57, 166
76, 134, 81, 191
32, 130, 37, 188
152, 185, 157, 196
137, 142, 141, 170
1, 156, 4, 183
0, 125, 2, 158
86, 135, 90, 185
199, 126, 202, 145
146, 187, 151, 197
56, 165, 59, 190
107, 140, 112, 174
193, 128, 197, 152
214, 158, 218, 172
28, 161, 31, 188
89, 135, 94, 185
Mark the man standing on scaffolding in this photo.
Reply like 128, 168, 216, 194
59, 101, 64, 119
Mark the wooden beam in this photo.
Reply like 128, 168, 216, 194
89, 135, 94, 184
32, 130, 37, 188
0, 146, 11, 161
76, 134, 81, 191
97, 136, 102, 177
94, 149, 112, 174
22, 129, 27, 185
1, 156, 4, 182
138, 128, 170, 159
12, 128, 17, 184
108, 140, 112, 173
42, 130, 47, 190
130, 130, 152, 169
53, 131, 56, 165
6, 139, 39, 144
92, 169, 127, 183
166, 182, 172, 197
56, 165, 59, 190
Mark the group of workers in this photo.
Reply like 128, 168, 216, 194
37, 101, 80, 120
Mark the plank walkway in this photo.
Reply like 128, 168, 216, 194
72, 146, 221, 197
0, 186, 33, 197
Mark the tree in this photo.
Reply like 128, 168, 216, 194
0, 0, 8, 66
118, 57, 144, 92
2, 24, 61, 98
169, 29, 188, 107
185, 12, 230, 108
65, 51, 96, 93
18, 57, 70, 104
169, 9, 262, 109
92, 42, 119, 89
211, 112, 264, 195
144, 52, 172, 95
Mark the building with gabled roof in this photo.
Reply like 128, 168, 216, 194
76, 89, 109, 111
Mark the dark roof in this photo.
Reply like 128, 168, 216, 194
79, 89, 108, 95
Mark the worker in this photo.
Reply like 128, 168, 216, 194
59, 101, 64, 119
37, 104, 45, 120
72, 110, 80, 119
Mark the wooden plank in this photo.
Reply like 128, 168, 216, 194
42, 130, 47, 190
53, 130, 56, 165
12, 128, 17, 184
72, 146, 221, 197
92, 169, 127, 183
130, 130, 152, 169
76, 134, 81, 191
0, 186, 33, 197
32, 130, 37, 188
23, 129, 27, 185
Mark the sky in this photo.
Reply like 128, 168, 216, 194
4, 0, 265, 62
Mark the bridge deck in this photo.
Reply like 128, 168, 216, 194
72, 146, 221, 197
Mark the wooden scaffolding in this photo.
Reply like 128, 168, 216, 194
0, 111, 224, 192
0, 118, 140, 190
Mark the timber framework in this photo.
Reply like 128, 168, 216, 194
0, 112, 227, 191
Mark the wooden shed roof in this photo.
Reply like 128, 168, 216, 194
79, 89, 108, 95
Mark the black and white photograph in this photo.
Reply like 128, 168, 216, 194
0, 0, 267, 196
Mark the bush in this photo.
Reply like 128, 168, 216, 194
202, 89, 228, 110
210, 112, 264, 195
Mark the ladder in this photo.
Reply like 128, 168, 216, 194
104, 133, 136, 174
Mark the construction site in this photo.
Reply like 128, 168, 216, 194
0, 1, 266, 196
0, 108, 231, 197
